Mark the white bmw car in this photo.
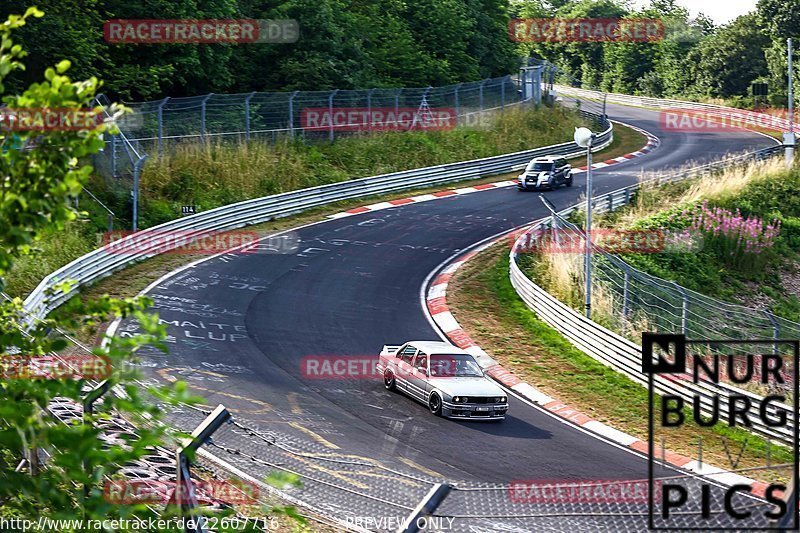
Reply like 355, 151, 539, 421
377, 340, 508, 420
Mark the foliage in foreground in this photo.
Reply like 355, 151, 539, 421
0, 10, 302, 530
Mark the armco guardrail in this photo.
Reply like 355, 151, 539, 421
22, 113, 611, 322
509, 145, 794, 444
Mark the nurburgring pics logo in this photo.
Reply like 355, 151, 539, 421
0, 355, 111, 380
0, 108, 103, 132
104, 19, 299, 44
642, 333, 799, 530
510, 228, 703, 255
509, 18, 664, 42
300, 108, 456, 132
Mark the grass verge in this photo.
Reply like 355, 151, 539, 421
446, 243, 792, 484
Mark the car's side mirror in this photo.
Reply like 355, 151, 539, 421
417, 367, 428, 375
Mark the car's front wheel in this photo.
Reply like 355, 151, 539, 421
383, 369, 396, 391
565, 173, 573, 187
428, 393, 443, 416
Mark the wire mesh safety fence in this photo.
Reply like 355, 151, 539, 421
112, 74, 531, 153
535, 195, 800, 398
168, 402, 793, 532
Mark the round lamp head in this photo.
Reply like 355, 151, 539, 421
574, 127, 594, 148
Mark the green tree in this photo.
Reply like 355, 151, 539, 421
687, 13, 769, 98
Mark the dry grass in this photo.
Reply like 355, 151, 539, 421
622, 157, 790, 227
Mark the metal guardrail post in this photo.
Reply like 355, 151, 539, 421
288, 90, 299, 139
328, 89, 339, 142
83, 381, 110, 499
157, 97, 169, 157
200, 94, 213, 140
173, 404, 232, 533
244, 92, 256, 142
397, 483, 452, 533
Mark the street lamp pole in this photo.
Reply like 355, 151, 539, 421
788, 38, 795, 167
585, 143, 593, 318
574, 127, 596, 318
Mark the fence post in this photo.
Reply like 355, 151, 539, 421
328, 89, 339, 142
454, 83, 462, 121
200, 94, 213, 140
110, 134, 117, 178
501, 76, 508, 112
479, 79, 488, 112
132, 155, 147, 232
622, 271, 630, 317
157, 97, 169, 157
367, 88, 376, 132
673, 282, 688, 334
764, 310, 780, 357
398, 483, 452, 533
395, 88, 401, 121
173, 404, 232, 533
288, 90, 299, 139
244, 91, 256, 142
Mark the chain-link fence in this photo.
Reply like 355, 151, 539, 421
539, 193, 800, 389
113, 73, 545, 155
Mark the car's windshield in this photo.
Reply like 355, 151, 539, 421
429, 354, 483, 377
527, 161, 554, 171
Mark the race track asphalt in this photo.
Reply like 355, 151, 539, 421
128, 102, 776, 487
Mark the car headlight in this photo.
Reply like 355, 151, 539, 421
499, 396, 507, 403
452, 396, 467, 403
